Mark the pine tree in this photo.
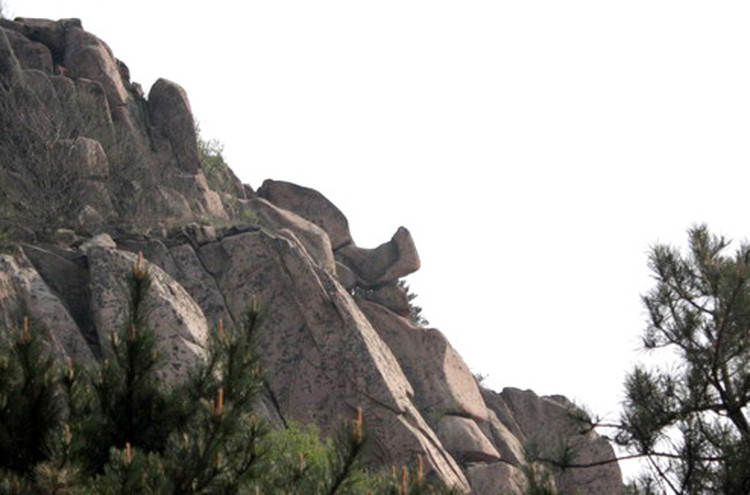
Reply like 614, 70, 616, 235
0, 317, 64, 477
619, 225, 750, 495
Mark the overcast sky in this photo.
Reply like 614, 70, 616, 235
6, 0, 750, 476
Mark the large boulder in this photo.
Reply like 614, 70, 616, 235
249, 197, 336, 273
492, 388, 623, 495
84, 242, 209, 381
467, 462, 528, 495
0, 251, 94, 363
358, 299, 489, 422
356, 282, 411, 317
4, 28, 52, 73
0, 28, 23, 83
147, 78, 201, 174
9, 17, 81, 63
435, 415, 501, 464
115, 236, 236, 331
257, 179, 352, 249
19, 243, 98, 352
63, 26, 130, 107
336, 227, 420, 287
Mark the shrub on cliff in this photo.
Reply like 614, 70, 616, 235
196, 126, 245, 199
0, 256, 457, 494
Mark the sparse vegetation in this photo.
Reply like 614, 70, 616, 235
196, 125, 241, 197
0, 79, 87, 232
0, 70, 148, 235
398, 280, 429, 327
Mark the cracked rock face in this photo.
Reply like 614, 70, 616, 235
0, 16, 624, 494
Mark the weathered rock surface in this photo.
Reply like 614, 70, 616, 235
85, 243, 209, 381
467, 462, 527, 495
0, 27, 23, 83
0, 16, 624, 494
359, 299, 489, 422
249, 197, 336, 273
4, 28, 52, 73
63, 25, 129, 108
257, 179, 352, 250
436, 415, 501, 463
484, 387, 624, 495
148, 78, 201, 174
0, 251, 93, 363
337, 227, 420, 287
357, 283, 412, 317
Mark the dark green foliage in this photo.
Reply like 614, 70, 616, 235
0, 262, 458, 494
397, 280, 429, 327
619, 225, 750, 495
0, 320, 63, 476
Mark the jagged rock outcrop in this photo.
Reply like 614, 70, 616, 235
484, 388, 623, 495
0, 17, 227, 237
0, 17, 624, 494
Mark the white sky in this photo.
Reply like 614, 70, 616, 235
6, 1, 750, 475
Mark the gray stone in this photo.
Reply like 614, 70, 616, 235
86, 247, 209, 381
358, 299, 489, 422
358, 283, 411, 317
249, 197, 335, 273
147, 78, 200, 174
4, 28, 52, 73
335, 261, 358, 290
63, 26, 130, 107
12, 17, 81, 62
53, 229, 80, 246
497, 388, 623, 495
257, 179, 352, 249
435, 415, 500, 463
0, 28, 23, 84
336, 227, 420, 286
484, 409, 526, 466
168, 242, 234, 329
467, 462, 528, 495
80, 233, 116, 251
0, 252, 93, 363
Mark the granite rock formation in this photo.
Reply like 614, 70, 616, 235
0, 17, 623, 494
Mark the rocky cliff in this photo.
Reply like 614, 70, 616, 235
0, 17, 623, 494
